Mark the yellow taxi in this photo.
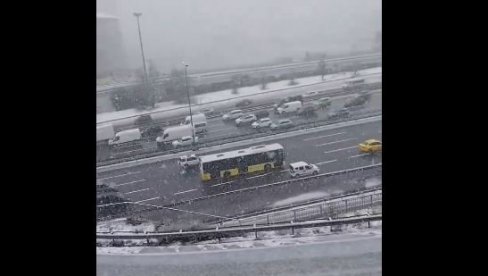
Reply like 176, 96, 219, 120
358, 139, 382, 153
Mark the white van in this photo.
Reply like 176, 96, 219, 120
156, 124, 194, 148
184, 113, 207, 133
108, 128, 141, 146
289, 161, 320, 178
277, 101, 302, 115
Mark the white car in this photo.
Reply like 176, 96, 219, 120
178, 154, 200, 168
289, 161, 320, 178
235, 114, 257, 126
251, 117, 273, 129
223, 110, 244, 121
172, 136, 198, 148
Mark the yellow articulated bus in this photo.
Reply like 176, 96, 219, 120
199, 143, 285, 181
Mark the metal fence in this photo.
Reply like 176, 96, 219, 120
96, 214, 382, 246
220, 188, 382, 227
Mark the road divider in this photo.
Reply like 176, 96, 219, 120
97, 114, 382, 173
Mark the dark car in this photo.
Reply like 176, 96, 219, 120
298, 105, 317, 117
328, 108, 350, 119
134, 114, 153, 126
141, 125, 163, 139
96, 184, 132, 218
254, 110, 270, 119
235, 99, 253, 108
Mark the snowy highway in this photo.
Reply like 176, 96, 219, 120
103, 89, 382, 160
97, 119, 382, 224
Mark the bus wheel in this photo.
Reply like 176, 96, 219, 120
264, 164, 271, 173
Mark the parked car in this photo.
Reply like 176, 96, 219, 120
172, 136, 199, 148
235, 114, 257, 126
178, 154, 200, 168
251, 117, 273, 129
222, 110, 244, 121
328, 108, 350, 119
358, 139, 382, 153
270, 119, 295, 130
235, 99, 253, 108
254, 110, 270, 119
289, 161, 320, 178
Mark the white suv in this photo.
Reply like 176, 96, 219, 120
223, 110, 244, 121
251, 117, 273, 129
235, 114, 257, 126
289, 161, 320, 178
178, 154, 200, 168
172, 136, 198, 148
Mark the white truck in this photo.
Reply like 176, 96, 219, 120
156, 124, 195, 150
183, 113, 207, 134
108, 128, 142, 147
97, 123, 115, 145
277, 101, 302, 115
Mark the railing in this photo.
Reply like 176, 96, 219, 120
96, 164, 382, 222
96, 214, 382, 246
219, 187, 382, 227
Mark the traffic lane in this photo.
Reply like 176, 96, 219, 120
140, 167, 381, 226
98, 120, 381, 197
106, 91, 382, 155
112, 121, 381, 204
97, 234, 381, 276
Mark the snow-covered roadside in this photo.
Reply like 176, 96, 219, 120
97, 67, 382, 126
97, 219, 381, 255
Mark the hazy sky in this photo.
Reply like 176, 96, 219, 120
97, 0, 381, 73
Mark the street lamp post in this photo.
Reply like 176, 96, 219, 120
133, 12, 149, 86
183, 62, 195, 148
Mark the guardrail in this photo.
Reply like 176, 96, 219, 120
96, 163, 382, 222
97, 53, 382, 93
220, 187, 382, 227
97, 71, 382, 130
96, 215, 382, 246
97, 108, 382, 166
112, 81, 382, 133
217, 186, 382, 224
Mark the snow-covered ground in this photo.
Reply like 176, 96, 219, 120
97, 219, 382, 255
96, 67, 382, 126
97, 218, 156, 234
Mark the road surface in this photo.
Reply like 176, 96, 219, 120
97, 231, 381, 276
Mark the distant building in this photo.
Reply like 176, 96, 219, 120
97, 13, 126, 77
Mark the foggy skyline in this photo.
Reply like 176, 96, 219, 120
97, 0, 381, 73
